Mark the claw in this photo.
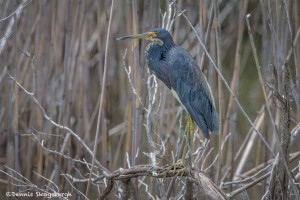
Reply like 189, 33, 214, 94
162, 159, 191, 180
162, 113, 195, 180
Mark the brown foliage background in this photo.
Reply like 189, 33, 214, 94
0, 0, 300, 199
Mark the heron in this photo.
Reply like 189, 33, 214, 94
117, 28, 219, 170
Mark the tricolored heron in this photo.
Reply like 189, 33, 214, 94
117, 28, 219, 169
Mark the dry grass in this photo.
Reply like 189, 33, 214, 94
0, 0, 300, 199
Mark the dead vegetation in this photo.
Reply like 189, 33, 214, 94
0, 0, 300, 199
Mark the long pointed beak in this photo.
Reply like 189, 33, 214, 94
116, 32, 156, 41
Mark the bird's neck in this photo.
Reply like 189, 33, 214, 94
145, 41, 175, 64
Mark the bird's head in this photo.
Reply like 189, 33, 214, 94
117, 28, 173, 46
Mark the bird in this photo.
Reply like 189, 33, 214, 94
117, 28, 219, 168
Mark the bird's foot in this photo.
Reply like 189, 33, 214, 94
162, 160, 191, 179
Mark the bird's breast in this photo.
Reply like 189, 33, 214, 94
145, 43, 161, 68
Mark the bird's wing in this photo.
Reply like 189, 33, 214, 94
169, 47, 219, 138
172, 75, 217, 138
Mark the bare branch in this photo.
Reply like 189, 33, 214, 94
8, 74, 108, 173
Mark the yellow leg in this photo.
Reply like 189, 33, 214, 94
186, 113, 195, 168
163, 113, 194, 178
180, 113, 194, 166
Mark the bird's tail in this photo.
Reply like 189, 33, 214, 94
210, 108, 219, 134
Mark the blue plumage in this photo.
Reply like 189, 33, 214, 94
145, 28, 219, 139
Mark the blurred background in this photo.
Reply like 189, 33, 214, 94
0, 0, 299, 199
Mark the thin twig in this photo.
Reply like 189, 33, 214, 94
0, 0, 31, 54
8, 74, 107, 172
85, 0, 114, 197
